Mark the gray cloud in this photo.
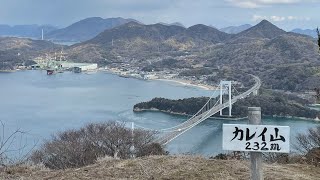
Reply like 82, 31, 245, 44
0, 0, 319, 30
225, 0, 319, 8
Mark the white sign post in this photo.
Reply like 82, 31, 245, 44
222, 107, 290, 180
223, 124, 290, 153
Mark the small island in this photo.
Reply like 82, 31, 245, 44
133, 89, 320, 120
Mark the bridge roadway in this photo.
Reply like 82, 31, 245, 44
156, 75, 261, 145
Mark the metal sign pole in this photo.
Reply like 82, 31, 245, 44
248, 107, 263, 180
220, 82, 223, 115
131, 122, 135, 158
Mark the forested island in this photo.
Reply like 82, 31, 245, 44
133, 89, 320, 119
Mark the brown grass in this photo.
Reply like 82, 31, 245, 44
1, 155, 320, 180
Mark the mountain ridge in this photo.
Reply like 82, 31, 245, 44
46, 17, 140, 42
158, 22, 185, 28
0, 37, 62, 70
67, 22, 232, 62
220, 24, 252, 34
69, 20, 297, 63
66, 19, 320, 91
291, 28, 317, 38
1, 19, 319, 91
0, 24, 57, 38
235, 20, 286, 39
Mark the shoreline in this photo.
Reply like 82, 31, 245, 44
155, 78, 217, 90
0, 69, 16, 73
133, 108, 248, 121
101, 68, 217, 91
3, 68, 217, 91
134, 108, 320, 122
268, 115, 320, 122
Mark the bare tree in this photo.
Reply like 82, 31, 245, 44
294, 126, 320, 153
31, 121, 164, 169
0, 120, 35, 166
84, 122, 161, 158
84, 121, 133, 159
294, 126, 320, 166
30, 129, 99, 169
263, 153, 289, 164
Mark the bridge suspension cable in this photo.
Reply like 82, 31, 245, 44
133, 83, 229, 133
156, 75, 261, 145
134, 97, 222, 133
128, 76, 261, 145
232, 84, 240, 96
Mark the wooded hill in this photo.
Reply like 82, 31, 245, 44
67, 20, 320, 91
134, 89, 319, 119
1, 19, 319, 91
0, 37, 62, 70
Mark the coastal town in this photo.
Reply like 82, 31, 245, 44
105, 62, 218, 90
13, 51, 219, 90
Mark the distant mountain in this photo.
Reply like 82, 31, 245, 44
171, 22, 185, 27
220, 24, 252, 34
0, 37, 61, 70
234, 20, 286, 40
1, 19, 318, 91
0, 24, 57, 39
205, 21, 318, 70
67, 20, 320, 91
46, 17, 139, 42
0, 25, 10, 34
68, 19, 319, 67
204, 29, 319, 91
208, 33, 318, 68
291, 28, 317, 38
159, 22, 185, 28
67, 22, 231, 62
183, 24, 230, 44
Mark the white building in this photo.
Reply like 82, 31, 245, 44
61, 62, 98, 71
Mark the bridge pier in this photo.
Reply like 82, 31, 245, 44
156, 76, 261, 145
219, 81, 232, 116
252, 89, 259, 96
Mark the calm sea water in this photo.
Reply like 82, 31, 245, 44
0, 70, 319, 157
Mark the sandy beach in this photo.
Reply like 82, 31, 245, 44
102, 67, 217, 90
156, 78, 217, 90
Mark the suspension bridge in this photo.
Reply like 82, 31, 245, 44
135, 75, 261, 145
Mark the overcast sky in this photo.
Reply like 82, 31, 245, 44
0, 0, 319, 30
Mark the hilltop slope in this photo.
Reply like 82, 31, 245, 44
65, 20, 320, 91
68, 19, 318, 66
2, 156, 319, 180
67, 22, 231, 62
0, 37, 61, 70
234, 20, 286, 40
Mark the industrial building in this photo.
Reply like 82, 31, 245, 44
60, 62, 98, 71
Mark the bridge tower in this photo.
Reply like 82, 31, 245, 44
219, 81, 232, 116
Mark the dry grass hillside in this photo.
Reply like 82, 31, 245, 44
1, 156, 319, 180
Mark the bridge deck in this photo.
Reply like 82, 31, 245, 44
156, 76, 261, 145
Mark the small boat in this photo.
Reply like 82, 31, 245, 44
73, 67, 82, 73
119, 74, 130, 78
47, 69, 54, 75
